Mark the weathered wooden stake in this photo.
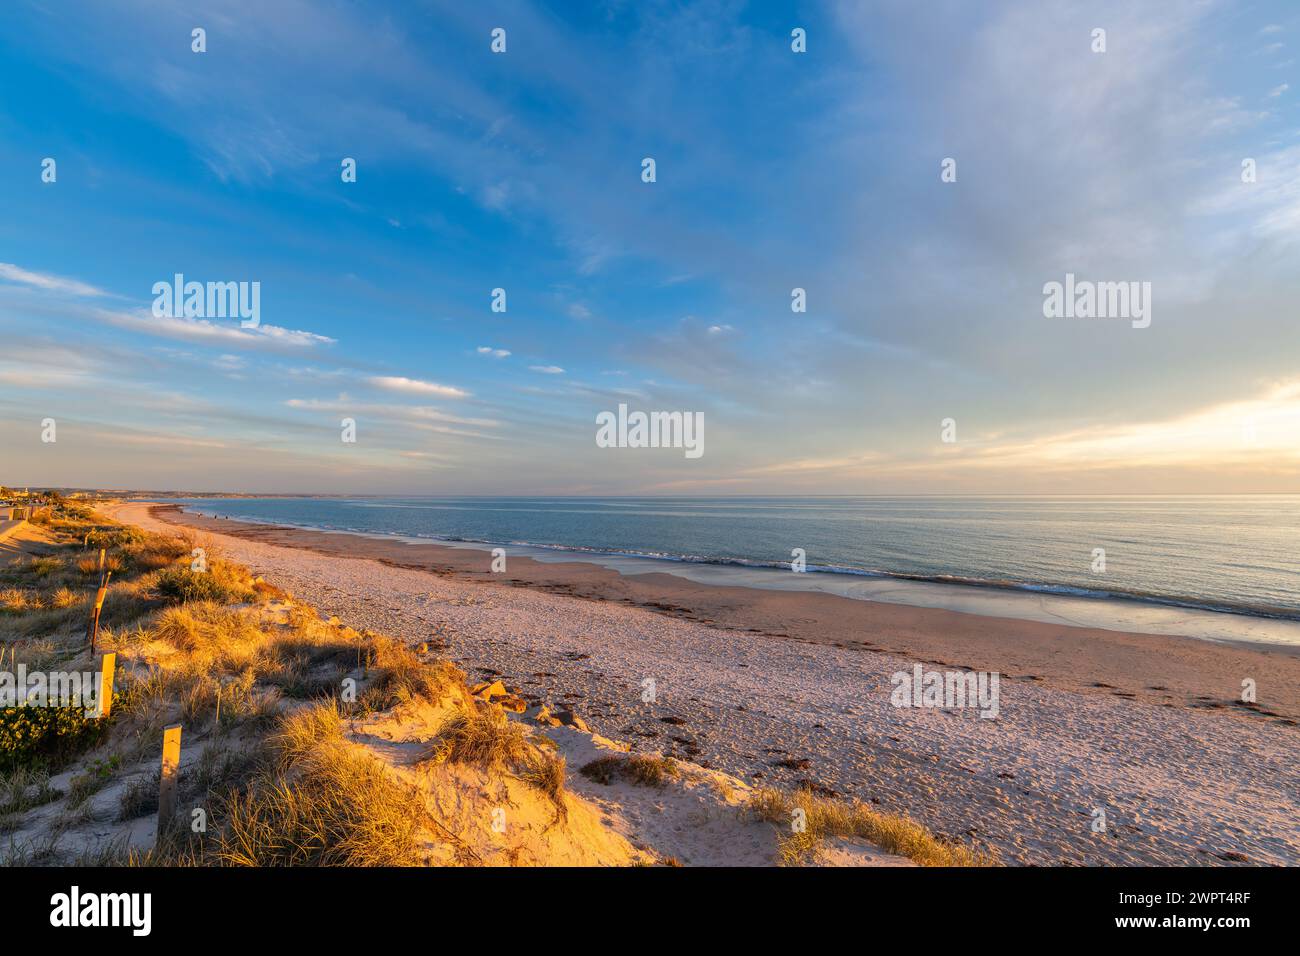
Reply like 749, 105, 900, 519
157, 724, 182, 834
96, 652, 116, 718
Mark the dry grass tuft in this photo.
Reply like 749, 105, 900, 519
154, 559, 256, 605
0, 588, 36, 612
747, 786, 995, 867
0, 767, 59, 819
421, 701, 568, 815
215, 746, 426, 866
121, 534, 189, 572
360, 637, 462, 710
28, 556, 64, 577
423, 703, 532, 769
117, 774, 159, 822
213, 701, 427, 867
580, 753, 679, 787
263, 630, 357, 700
77, 555, 123, 576
150, 603, 273, 674
519, 751, 568, 822
272, 700, 344, 770
50, 587, 81, 609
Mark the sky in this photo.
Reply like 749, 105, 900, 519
0, 0, 1297, 495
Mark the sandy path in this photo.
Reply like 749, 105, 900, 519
110, 503, 1300, 866
0, 520, 59, 560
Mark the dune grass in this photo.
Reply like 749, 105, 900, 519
209, 700, 427, 867
423, 704, 532, 768
421, 700, 569, 819
579, 753, 680, 787
748, 786, 994, 867
111, 703, 427, 867
155, 562, 255, 605
1, 505, 581, 866
0, 767, 59, 820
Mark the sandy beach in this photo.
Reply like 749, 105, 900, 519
108, 502, 1300, 866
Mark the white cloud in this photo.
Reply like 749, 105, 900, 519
0, 363, 95, 388
286, 398, 496, 428
0, 262, 111, 298
1195, 143, 1300, 238
1268, 83, 1289, 97
529, 365, 565, 374
748, 381, 1300, 481
115, 433, 228, 449
398, 450, 457, 460
476, 346, 511, 358
101, 308, 335, 350
367, 375, 469, 398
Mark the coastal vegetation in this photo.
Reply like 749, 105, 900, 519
1, 501, 988, 867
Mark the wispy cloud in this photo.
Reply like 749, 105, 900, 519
115, 433, 229, 449
744, 382, 1300, 488
0, 343, 102, 389
366, 375, 469, 398
285, 398, 496, 430
4, 1, 1298, 493
0, 262, 111, 298
99, 308, 335, 351
973, 382, 1300, 471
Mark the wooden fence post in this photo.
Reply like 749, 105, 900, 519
157, 724, 182, 835
96, 652, 116, 718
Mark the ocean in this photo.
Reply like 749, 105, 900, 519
172, 495, 1300, 646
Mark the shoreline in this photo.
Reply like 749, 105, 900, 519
171, 500, 1300, 648
139, 502, 1300, 720
105, 501, 1300, 865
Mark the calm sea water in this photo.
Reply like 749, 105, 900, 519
174, 496, 1300, 622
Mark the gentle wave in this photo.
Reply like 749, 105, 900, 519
180, 505, 1300, 623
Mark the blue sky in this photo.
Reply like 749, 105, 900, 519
1, 0, 1298, 494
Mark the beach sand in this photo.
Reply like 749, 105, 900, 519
108, 502, 1300, 865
